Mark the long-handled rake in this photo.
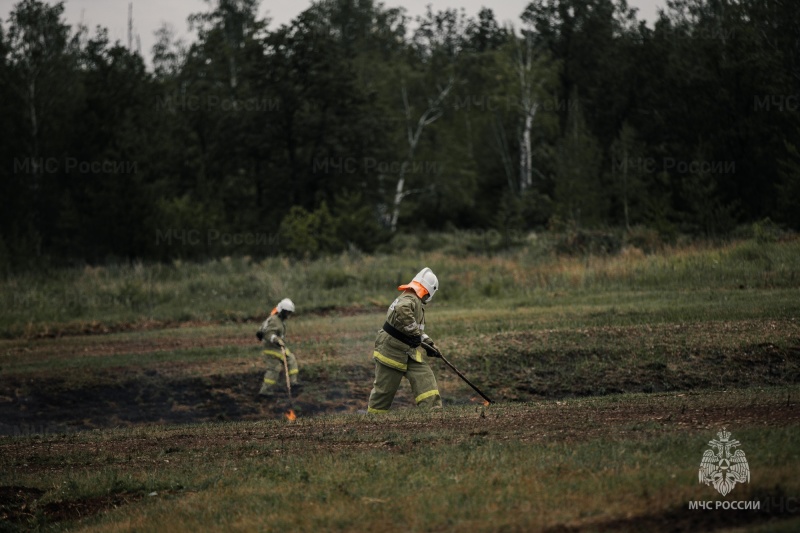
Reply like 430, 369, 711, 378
280, 346, 298, 421
280, 345, 292, 401
425, 343, 493, 404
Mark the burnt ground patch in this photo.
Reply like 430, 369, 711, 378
2, 317, 799, 436
40, 492, 143, 524
2, 340, 799, 435
480, 341, 800, 400
0, 365, 377, 435
0, 484, 142, 531
0, 485, 44, 523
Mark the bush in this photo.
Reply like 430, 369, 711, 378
752, 218, 783, 244
554, 229, 622, 256
279, 202, 342, 259
624, 226, 664, 254
310, 268, 354, 290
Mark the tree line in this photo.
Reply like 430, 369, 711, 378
1, 0, 798, 269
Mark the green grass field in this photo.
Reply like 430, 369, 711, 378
1, 237, 799, 531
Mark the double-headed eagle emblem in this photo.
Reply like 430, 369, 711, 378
698, 428, 750, 496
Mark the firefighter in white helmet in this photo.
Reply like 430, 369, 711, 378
256, 298, 300, 396
367, 267, 443, 412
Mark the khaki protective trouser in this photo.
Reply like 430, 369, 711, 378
367, 358, 442, 413
259, 350, 299, 394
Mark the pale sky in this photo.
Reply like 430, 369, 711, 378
2, 0, 667, 65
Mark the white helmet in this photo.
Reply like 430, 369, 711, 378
413, 267, 439, 302
276, 298, 295, 313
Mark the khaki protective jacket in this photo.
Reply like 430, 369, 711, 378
373, 291, 426, 372
259, 313, 290, 359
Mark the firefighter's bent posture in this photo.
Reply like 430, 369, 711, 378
368, 268, 442, 413
257, 298, 299, 395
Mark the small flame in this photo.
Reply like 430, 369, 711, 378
470, 396, 490, 407
285, 409, 296, 421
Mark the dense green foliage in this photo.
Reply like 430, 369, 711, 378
1, 0, 798, 270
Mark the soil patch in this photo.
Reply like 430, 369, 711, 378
0, 365, 379, 436
0, 484, 142, 528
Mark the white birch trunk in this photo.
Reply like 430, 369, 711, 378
517, 33, 538, 192
389, 77, 453, 232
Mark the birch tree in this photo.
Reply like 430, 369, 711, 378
490, 28, 556, 196
513, 24, 560, 194
516, 29, 539, 192
381, 7, 467, 232
389, 76, 454, 231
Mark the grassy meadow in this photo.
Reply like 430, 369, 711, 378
1, 234, 799, 531
2, 234, 798, 337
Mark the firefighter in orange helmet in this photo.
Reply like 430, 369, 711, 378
367, 268, 442, 413
256, 298, 299, 396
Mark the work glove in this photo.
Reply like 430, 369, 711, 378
256, 331, 264, 341
421, 340, 441, 358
